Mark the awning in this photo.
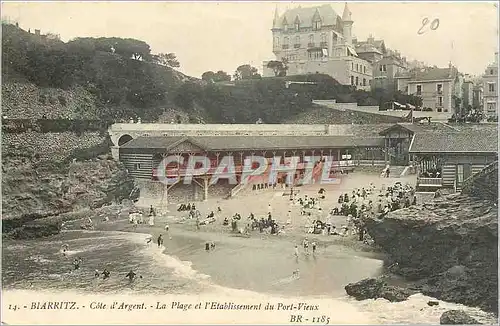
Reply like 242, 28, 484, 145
322, 48, 329, 57
393, 101, 405, 108
347, 47, 358, 57
407, 104, 416, 109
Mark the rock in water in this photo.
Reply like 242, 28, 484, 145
344, 278, 411, 302
363, 192, 498, 312
440, 310, 481, 325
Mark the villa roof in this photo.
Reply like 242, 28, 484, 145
277, 4, 339, 28
396, 67, 458, 81
409, 128, 498, 154
120, 135, 385, 152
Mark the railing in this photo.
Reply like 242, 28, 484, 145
417, 177, 443, 187
320, 42, 328, 47
308, 42, 315, 48
282, 44, 289, 49
294, 44, 300, 49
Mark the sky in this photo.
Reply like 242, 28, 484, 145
2, 1, 498, 78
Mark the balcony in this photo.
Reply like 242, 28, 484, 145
282, 44, 289, 50
308, 42, 315, 48
294, 44, 300, 49
320, 42, 328, 48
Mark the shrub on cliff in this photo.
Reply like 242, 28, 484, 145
2, 23, 187, 122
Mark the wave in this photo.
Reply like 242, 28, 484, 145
138, 239, 211, 282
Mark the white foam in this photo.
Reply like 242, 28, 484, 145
140, 240, 211, 281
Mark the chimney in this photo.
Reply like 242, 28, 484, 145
35, 29, 40, 36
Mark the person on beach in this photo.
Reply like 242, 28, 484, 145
61, 244, 69, 256
196, 217, 200, 230
146, 237, 153, 246
312, 242, 317, 254
292, 269, 300, 278
157, 234, 163, 247
94, 270, 100, 278
294, 245, 299, 258
73, 258, 81, 270
102, 269, 110, 280
125, 270, 136, 282
303, 238, 309, 255
205, 242, 210, 251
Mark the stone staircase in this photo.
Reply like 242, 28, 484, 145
461, 161, 498, 201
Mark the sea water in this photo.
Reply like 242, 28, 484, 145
2, 230, 496, 324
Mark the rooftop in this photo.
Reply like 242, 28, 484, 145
396, 66, 458, 81
277, 4, 339, 29
120, 135, 385, 152
409, 126, 498, 153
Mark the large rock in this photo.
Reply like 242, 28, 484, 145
345, 278, 412, 302
364, 193, 498, 312
440, 310, 481, 325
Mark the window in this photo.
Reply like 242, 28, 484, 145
313, 21, 322, 30
294, 36, 300, 48
490, 69, 494, 75
363, 78, 366, 86
295, 23, 300, 31
308, 34, 314, 46
416, 84, 422, 95
351, 76, 354, 85
438, 96, 443, 106
379, 65, 383, 72
363, 66, 366, 73
283, 24, 288, 32
134, 163, 141, 170
356, 63, 359, 71
355, 76, 359, 85
275, 37, 280, 48
383, 65, 387, 72
437, 83, 443, 94
488, 83, 495, 92
284, 37, 289, 44
487, 102, 497, 113
351, 63, 354, 70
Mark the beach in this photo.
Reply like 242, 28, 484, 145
2, 171, 497, 324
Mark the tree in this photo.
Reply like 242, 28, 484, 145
266, 58, 288, 77
214, 70, 231, 82
152, 53, 180, 68
202, 70, 231, 82
201, 71, 216, 82
233, 64, 261, 80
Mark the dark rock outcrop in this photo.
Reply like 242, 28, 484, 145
364, 193, 498, 312
345, 278, 413, 302
440, 310, 481, 325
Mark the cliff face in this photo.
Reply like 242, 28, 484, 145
364, 193, 498, 312
2, 155, 136, 221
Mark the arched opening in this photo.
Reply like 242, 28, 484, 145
118, 134, 133, 146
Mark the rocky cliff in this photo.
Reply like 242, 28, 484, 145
364, 192, 498, 312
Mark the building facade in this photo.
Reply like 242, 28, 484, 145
395, 65, 462, 115
461, 75, 474, 110
482, 52, 498, 119
263, 4, 372, 90
372, 51, 409, 92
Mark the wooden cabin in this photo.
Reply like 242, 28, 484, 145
409, 126, 498, 192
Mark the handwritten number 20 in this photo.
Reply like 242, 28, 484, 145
418, 17, 440, 35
